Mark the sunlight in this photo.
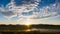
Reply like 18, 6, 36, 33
25, 19, 31, 25
25, 22, 31, 26
26, 29, 31, 32
24, 19, 32, 29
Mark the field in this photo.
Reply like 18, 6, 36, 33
0, 24, 60, 34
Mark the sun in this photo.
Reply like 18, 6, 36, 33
24, 19, 32, 29
25, 23, 31, 29
25, 22, 31, 26
25, 19, 31, 25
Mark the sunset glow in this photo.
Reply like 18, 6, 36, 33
25, 19, 31, 25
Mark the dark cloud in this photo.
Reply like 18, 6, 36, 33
1, 11, 15, 17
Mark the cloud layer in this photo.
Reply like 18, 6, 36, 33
30, 3, 60, 19
0, 0, 40, 18
0, 0, 60, 20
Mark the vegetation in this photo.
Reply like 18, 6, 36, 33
0, 24, 60, 30
0, 24, 60, 34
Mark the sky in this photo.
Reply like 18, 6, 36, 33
0, 0, 60, 25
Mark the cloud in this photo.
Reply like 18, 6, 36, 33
30, 3, 60, 19
14, 0, 40, 6
0, 0, 60, 22
0, 0, 40, 19
0, 5, 17, 18
17, 0, 60, 22
1, 11, 16, 18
